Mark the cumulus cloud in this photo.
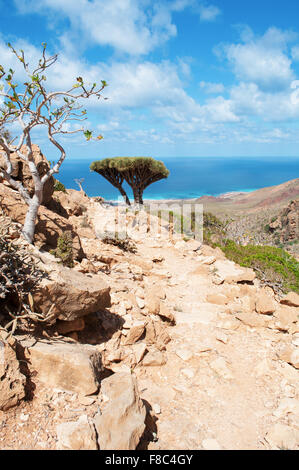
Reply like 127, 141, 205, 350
14, 0, 179, 56
217, 27, 297, 92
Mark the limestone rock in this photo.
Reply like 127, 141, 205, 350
31, 263, 110, 322
145, 291, 160, 316
56, 415, 98, 450
0, 337, 26, 411
280, 292, 299, 308
255, 289, 276, 315
142, 349, 167, 366
213, 259, 256, 284
186, 239, 202, 252
206, 293, 228, 305
201, 256, 216, 265
265, 423, 299, 450
52, 189, 89, 217
94, 372, 146, 450
279, 347, 299, 369
123, 322, 146, 346
22, 340, 102, 395
273, 306, 298, 332
158, 302, 175, 323
235, 311, 268, 328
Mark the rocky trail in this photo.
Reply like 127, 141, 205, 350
0, 188, 298, 450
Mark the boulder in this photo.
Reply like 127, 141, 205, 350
51, 189, 89, 217
273, 306, 298, 332
0, 144, 54, 204
31, 262, 110, 322
0, 336, 26, 411
21, 340, 103, 395
56, 415, 98, 450
280, 292, 299, 308
94, 372, 146, 450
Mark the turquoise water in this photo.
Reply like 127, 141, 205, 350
57, 156, 299, 200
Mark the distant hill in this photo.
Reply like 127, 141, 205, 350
196, 178, 299, 217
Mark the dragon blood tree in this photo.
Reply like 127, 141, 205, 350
91, 157, 169, 205
0, 43, 106, 243
90, 158, 131, 205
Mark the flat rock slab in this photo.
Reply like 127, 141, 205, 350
174, 303, 221, 325
22, 340, 102, 395
213, 259, 255, 284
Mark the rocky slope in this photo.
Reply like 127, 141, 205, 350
0, 176, 298, 450
197, 178, 299, 216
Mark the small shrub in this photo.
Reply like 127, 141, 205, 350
219, 240, 299, 294
50, 231, 74, 268
101, 232, 137, 253
53, 179, 66, 192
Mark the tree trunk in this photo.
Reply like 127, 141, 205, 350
118, 186, 131, 205
22, 195, 41, 244
138, 187, 144, 205
133, 186, 143, 205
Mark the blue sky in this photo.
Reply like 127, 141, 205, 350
1, 0, 299, 159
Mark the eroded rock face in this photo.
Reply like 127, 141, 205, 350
30, 258, 111, 322
94, 372, 146, 450
0, 337, 26, 411
0, 184, 84, 260
22, 340, 102, 395
0, 144, 54, 204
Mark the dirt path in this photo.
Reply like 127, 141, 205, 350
122, 232, 299, 450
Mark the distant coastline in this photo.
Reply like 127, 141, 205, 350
58, 156, 299, 200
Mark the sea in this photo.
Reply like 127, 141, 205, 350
57, 156, 299, 201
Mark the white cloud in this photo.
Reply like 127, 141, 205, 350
200, 81, 225, 93
14, 0, 222, 55
14, 0, 178, 56
291, 45, 299, 61
198, 2, 221, 22
219, 27, 297, 92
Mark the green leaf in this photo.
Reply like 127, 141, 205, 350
84, 130, 92, 141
